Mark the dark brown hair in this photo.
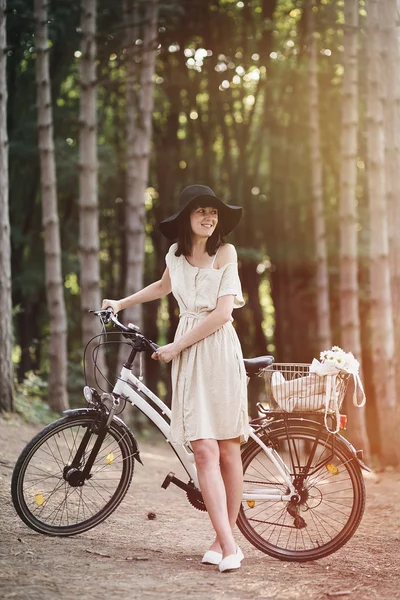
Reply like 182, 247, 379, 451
175, 199, 226, 257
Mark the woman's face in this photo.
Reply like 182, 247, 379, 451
189, 206, 218, 238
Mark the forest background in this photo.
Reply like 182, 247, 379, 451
1, 0, 399, 467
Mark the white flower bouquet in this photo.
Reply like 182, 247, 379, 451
318, 346, 360, 374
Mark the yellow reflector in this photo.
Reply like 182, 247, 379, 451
326, 463, 339, 475
106, 452, 115, 465
35, 493, 45, 506
247, 500, 255, 508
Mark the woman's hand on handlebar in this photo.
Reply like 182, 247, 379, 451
102, 298, 121, 314
151, 342, 180, 364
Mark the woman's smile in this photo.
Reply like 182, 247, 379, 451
190, 207, 218, 237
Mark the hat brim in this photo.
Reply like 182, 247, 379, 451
159, 195, 242, 240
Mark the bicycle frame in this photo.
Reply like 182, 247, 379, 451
112, 366, 297, 502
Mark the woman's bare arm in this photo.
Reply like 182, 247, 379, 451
102, 268, 171, 312
174, 294, 234, 353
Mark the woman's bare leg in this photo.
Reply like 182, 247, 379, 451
191, 439, 237, 558
207, 438, 243, 554
219, 438, 243, 528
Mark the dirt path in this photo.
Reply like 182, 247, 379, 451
1, 416, 399, 600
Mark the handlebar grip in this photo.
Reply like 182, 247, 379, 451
148, 341, 159, 353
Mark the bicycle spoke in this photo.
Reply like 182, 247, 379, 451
249, 454, 287, 487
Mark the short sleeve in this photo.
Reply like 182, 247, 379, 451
165, 243, 178, 270
217, 263, 245, 309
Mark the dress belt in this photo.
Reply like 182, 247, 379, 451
179, 310, 233, 323
179, 311, 207, 320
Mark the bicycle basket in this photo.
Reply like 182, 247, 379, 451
259, 363, 350, 414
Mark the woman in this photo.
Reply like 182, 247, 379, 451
102, 184, 249, 572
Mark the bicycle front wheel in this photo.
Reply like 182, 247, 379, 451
11, 413, 135, 536
237, 424, 366, 561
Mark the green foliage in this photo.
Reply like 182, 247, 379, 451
14, 372, 60, 425
7, 0, 377, 447
7, 0, 336, 363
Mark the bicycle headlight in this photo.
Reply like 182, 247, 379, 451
83, 386, 94, 404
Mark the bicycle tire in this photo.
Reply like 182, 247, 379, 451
11, 413, 135, 536
237, 424, 366, 561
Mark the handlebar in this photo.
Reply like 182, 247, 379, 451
89, 308, 159, 353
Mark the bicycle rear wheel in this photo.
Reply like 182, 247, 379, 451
11, 413, 135, 536
237, 424, 366, 561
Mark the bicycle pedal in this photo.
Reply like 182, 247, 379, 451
161, 472, 175, 489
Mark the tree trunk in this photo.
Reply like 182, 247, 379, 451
338, 0, 370, 457
307, 0, 331, 351
240, 259, 268, 357
34, 0, 68, 412
118, 0, 158, 425
382, 0, 400, 407
0, 0, 13, 413
79, 0, 106, 387
123, 0, 158, 330
366, 0, 399, 465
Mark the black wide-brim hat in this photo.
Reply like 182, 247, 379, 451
159, 184, 242, 240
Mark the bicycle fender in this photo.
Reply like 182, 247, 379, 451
112, 415, 143, 465
336, 433, 372, 472
63, 408, 143, 465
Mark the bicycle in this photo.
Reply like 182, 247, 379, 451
11, 308, 369, 562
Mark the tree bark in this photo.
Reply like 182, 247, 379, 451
0, 0, 13, 413
118, 0, 158, 425
123, 0, 158, 330
34, 0, 68, 412
366, 0, 399, 465
338, 0, 370, 457
307, 0, 331, 351
240, 259, 268, 357
382, 0, 400, 407
79, 0, 106, 387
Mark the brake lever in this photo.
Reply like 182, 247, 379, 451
89, 307, 114, 324
148, 340, 159, 353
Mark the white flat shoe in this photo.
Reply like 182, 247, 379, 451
219, 553, 241, 573
201, 550, 222, 565
218, 547, 244, 573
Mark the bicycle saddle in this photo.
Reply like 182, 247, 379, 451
243, 355, 274, 375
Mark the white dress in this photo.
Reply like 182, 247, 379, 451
166, 243, 249, 444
